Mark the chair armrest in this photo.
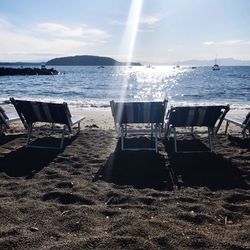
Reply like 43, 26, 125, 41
224, 117, 244, 127
8, 116, 20, 123
71, 116, 85, 126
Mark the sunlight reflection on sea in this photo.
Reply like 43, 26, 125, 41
0, 65, 249, 113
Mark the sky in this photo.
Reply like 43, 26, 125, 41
0, 0, 249, 64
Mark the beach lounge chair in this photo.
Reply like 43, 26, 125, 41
110, 100, 168, 152
0, 106, 20, 134
165, 105, 229, 152
224, 112, 250, 138
10, 98, 85, 149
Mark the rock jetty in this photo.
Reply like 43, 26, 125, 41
0, 67, 58, 76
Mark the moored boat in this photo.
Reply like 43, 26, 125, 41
212, 58, 220, 70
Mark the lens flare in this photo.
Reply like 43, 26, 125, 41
117, 0, 144, 102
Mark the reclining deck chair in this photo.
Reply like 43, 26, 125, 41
110, 100, 168, 152
224, 112, 250, 138
165, 105, 229, 152
10, 98, 85, 149
0, 106, 20, 134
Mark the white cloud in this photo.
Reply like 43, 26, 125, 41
203, 41, 215, 46
203, 40, 247, 46
0, 18, 110, 61
111, 15, 160, 26
219, 39, 243, 45
37, 22, 109, 41
140, 16, 160, 25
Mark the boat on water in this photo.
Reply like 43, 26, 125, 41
173, 65, 180, 69
41, 64, 46, 69
212, 58, 220, 70
146, 65, 155, 69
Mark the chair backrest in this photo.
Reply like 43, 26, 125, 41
110, 100, 168, 124
10, 98, 72, 129
168, 105, 229, 131
0, 106, 10, 128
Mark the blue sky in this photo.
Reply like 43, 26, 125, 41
0, 0, 249, 63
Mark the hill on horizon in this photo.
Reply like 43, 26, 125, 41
46, 55, 141, 66
174, 58, 250, 66
0, 57, 249, 66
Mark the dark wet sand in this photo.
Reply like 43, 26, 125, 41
0, 126, 249, 249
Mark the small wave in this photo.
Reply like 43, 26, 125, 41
1, 97, 249, 112
0, 97, 111, 110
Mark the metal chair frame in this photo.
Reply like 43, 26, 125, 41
165, 105, 229, 153
224, 113, 250, 138
10, 98, 85, 150
26, 119, 82, 150
110, 100, 168, 153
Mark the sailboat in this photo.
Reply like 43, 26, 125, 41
212, 57, 220, 70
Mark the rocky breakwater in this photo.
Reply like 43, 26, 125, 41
0, 67, 58, 76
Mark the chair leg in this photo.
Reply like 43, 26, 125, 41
155, 125, 158, 153
121, 125, 124, 151
27, 124, 33, 147
118, 124, 121, 137
164, 123, 167, 139
159, 125, 163, 139
60, 125, 66, 149
173, 128, 177, 153
77, 121, 81, 133
191, 127, 194, 137
208, 127, 213, 152
166, 126, 172, 139
242, 128, 246, 139
124, 124, 127, 137
225, 121, 229, 134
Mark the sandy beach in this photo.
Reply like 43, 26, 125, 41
0, 109, 249, 249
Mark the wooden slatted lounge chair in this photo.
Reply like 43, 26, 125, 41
110, 100, 168, 152
0, 105, 20, 134
224, 112, 250, 138
165, 105, 230, 153
10, 98, 85, 149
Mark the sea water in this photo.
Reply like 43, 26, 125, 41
0, 65, 249, 115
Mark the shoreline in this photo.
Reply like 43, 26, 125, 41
1, 101, 249, 130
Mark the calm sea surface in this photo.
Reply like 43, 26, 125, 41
0, 65, 249, 112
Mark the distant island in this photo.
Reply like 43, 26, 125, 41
1, 56, 249, 67
174, 58, 250, 66
46, 55, 142, 66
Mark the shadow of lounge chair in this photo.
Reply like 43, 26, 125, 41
10, 98, 85, 150
165, 105, 230, 153
0, 105, 20, 134
224, 111, 250, 138
110, 100, 168, 152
